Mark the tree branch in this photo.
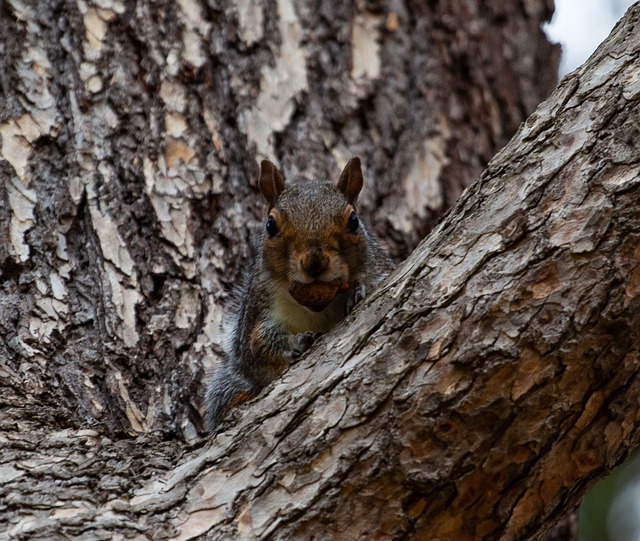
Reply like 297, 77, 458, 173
3, 4, 640, 541
140, 7, 640, 539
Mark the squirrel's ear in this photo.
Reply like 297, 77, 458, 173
259, 160, 286, 206
337, 156, 363, 205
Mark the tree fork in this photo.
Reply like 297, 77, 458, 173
188, 9, 640, 540
2, 4, 640, 541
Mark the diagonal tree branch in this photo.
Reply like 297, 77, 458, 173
2, 4, 640, 541
155, 7, 640, 540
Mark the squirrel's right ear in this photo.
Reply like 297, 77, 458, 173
259, 160, 286, 206
337, 156, 363, 205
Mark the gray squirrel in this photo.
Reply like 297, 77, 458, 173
204, 157, 393, 431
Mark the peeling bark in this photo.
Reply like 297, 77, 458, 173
0, 0, 558, 439
179, 11, 640, 540
10, 0, 640, 541
2, 5, 638, 536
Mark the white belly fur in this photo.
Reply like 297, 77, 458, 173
269, 288, 346, 335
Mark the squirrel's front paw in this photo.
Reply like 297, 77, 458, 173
346, 281, 367, 314
286, 331, 322, 361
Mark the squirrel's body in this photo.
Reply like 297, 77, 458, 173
204, 157, 393, 431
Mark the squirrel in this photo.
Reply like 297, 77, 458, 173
204, 157, 393, 431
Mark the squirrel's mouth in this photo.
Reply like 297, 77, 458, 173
289, 279, 349, 311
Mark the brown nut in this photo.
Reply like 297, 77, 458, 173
289, 279, 345, 312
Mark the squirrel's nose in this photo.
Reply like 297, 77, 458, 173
300, 247, 329, 279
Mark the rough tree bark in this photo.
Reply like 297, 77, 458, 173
0, 0, 557, 439
184, 11, 638, 541
2, 4, 638, 537
10, 0, 640, 541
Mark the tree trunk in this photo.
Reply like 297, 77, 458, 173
0, 0, 558, 439
9, 0, 640, 540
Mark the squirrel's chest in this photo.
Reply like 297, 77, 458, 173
269, 289, 346, 335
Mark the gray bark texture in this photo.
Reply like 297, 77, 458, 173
7, 0, 640, 540
0, 0, 558, 440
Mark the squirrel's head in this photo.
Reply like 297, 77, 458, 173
258, 158, 368, 309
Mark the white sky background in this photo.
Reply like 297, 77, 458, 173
544, 0, 637, 76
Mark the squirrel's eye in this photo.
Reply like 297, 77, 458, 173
265, 215, 279, 238
347, 211, 359, 234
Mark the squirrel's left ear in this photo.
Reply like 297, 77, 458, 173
337, 156, 363, 205
259, 160, 286, 207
